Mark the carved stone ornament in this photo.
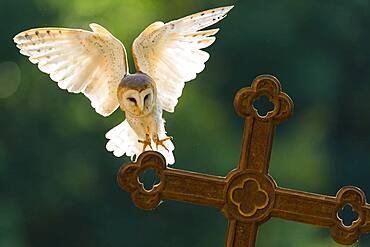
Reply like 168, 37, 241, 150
117, 75, 370, 246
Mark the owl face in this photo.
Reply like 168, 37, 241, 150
117, 73, 156, 117
119, 88, 154, 116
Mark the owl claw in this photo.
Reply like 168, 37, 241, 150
138, 134, 152, 152
155, 136, 173, 152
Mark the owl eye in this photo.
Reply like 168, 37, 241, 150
127, 97, 137, 104
144, 94, 150, 102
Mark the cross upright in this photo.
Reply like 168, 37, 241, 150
117, 75, 370, 246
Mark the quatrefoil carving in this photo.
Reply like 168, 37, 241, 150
117, 152, 166, 210
234, 75, 293, 123
330, 186, 367, 245
230, 178, 269, 217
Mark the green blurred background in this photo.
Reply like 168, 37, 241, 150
1, 0, 370, 246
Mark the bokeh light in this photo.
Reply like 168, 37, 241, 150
0, 61, 21, 99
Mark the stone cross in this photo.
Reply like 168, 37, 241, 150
117, 75, 370, 246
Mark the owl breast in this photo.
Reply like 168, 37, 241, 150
126, 104, 162, 140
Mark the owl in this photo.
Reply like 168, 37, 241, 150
13, 6, 233, 164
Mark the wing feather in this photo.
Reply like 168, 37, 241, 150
14, 23, 128, 116
132, 6, 233, 112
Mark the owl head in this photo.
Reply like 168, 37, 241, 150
117, 72, 156, 117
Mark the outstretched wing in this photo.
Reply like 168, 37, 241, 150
132, 6, 233, 112
14, 23, 128, 116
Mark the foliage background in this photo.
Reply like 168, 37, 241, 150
1, 0, 370, 246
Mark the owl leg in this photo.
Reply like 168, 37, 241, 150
154, 135, 173, 152
138, 133, 153, 152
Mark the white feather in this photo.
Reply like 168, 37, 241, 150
132, 5, 233, 112
105, 120, 141, 159
105, 120, 175, 165
13, 23, 129, 116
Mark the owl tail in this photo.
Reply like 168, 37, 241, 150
105, 120, 175, 165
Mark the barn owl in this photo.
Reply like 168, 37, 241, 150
13, 5, 233, 165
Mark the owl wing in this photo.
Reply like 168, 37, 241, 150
132, 6, 233, 112
14, 23, 128, 116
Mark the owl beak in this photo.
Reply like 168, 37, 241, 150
138, 100, 145, 114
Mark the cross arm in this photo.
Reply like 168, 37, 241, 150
272, 186, 370, 245
117, 151, 226, 210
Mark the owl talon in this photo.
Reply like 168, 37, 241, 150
138, 134, 152, 152
155, 136, 173, 152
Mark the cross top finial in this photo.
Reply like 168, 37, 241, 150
234, 75, 292, 123
118, 75, 370, 246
